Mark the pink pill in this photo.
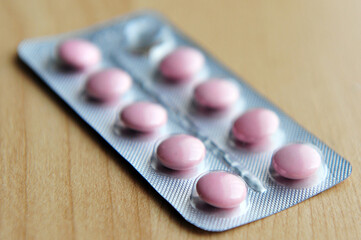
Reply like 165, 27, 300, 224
232, 108, 279, 143
58, 39, 101, 69
159, 47, 205, 81
272, 144, 322, 180
156, 134, 205, 170
194, 79, 239, 109
120, 102, 167, 132
196, 172, 247, 209
86, 68, 132, 101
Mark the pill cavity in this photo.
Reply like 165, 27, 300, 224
232, 108, 279, 144
120, 102, 167, 132
272, 144, 322, 180
196, 171, 247, 209
156, 134, 205, 170
124, 16, 171, 54
193, 79, 239, 110
58, 39, 101, 69
86, 68, 132, 101
159, 47, 204, 81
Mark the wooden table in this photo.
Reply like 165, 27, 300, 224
1, 0, 360, 239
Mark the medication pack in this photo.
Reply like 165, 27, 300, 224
18, 11, 352, 231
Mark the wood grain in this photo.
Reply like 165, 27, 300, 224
1, 0, 360, 239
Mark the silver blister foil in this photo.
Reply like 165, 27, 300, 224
18, 11, 352, 232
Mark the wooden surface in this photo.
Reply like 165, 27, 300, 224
1, 0, 360, 239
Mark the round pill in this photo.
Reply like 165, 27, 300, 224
159, 47, 205, 81
194, 79, 239, 109
232, 108, 279, 143
196, 172, 247, 209
120, 102, 167, 132
58, 39, 101, 69
86, 68, 132, 101
156, 134, 205, 170
272, 144, 322, 180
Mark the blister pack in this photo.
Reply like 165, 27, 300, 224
18, 11, 352, 232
